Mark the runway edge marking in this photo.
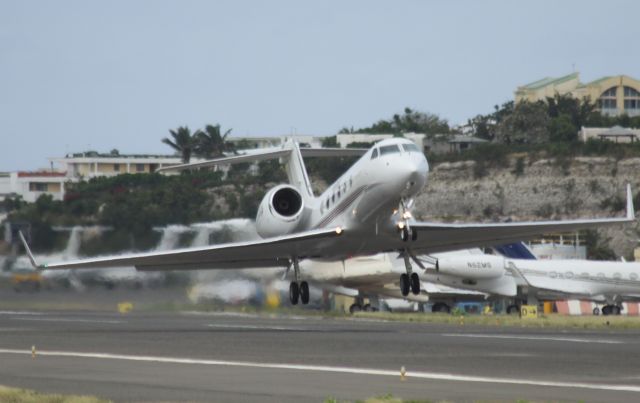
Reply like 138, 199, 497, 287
1, 348, 639, 393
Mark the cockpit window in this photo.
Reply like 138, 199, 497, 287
379, 145, 400, 155
371, 148, 378, 159
402, 143, 420, 152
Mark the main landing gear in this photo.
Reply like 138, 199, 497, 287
288, 258, 310, 305
399, 252, 421, 297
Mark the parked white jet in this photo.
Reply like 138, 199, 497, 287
298, 252, 487, 313
423, 243, 640, 315
20, 139, 635, 306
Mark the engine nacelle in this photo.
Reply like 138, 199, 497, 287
255, 185, 305, 238
436, 255, 505, 279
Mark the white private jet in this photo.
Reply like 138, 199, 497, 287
425, 242, 640, 315
298, 252, 487, 313
19, 138, 635, 306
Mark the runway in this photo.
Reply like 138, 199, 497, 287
1, 310, 640, 402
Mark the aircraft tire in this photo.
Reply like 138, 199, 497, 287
593, 307, 600, 315
602, 305, 612, 315
300, 281, 310, 305
399, 273, 410, 296
289, 282, 299, 305
613, 305, 622, 315
349, 304, 362, 314
410, 272, 420, 295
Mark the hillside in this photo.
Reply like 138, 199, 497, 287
415, 156, 640, 258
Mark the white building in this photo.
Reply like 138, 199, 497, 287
228, 135, 326, 149
0, 171, 71, 203
579, 126, 640, 143
50, 152, 184, 179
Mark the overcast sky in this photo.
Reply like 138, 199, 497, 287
1, 0, 638, 170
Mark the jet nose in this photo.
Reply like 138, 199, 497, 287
399, 154, 429, 196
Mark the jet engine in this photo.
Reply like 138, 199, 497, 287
255, 185, 305, 238
436, 255, 505, 279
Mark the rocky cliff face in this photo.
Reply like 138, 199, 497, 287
413, 156, 640, 257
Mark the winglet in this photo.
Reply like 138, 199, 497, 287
18, 231, 42, 270
627, 183, 635, 221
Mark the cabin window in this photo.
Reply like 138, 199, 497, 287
331, 194, 335, 204
581, 272, 589, 278
549, 272, 557, 279
379, 145, 400, 155
371, 148, 378, 159
326, 198, 330, 209
349, 178, 352, 188
565, 271, 574, 279
402, 143, 420, 152
613, 273, 622, 280
597, 273, 605, 279
342, 183, 347, 193
630, 273, 638, 281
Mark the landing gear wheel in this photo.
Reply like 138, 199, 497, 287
289, 282, 299, 305
593, 307, 600, 316
602, 305, 611, 315
410, 272, 420, 295
399, 273, 410, 296
299, 281, 310, 305
349, 303, 362, 314
613, 305, 622, 315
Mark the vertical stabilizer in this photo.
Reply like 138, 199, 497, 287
282, 139, 314, 201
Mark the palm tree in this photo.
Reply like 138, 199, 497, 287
195, 124, 233, 159
162, 126, 200, 163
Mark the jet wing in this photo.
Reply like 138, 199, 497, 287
409, 184, 635, 254
19, 228, 343, 271
505, 260, 593, 296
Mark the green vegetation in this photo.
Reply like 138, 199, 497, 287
340, 107, 450, 135
0, 385, 109, 403
162, 123, 234, 163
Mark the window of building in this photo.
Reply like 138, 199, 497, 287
114, 164, 120, 172
370, 148, 378, 159
623, 86, 640, 110
598, 86, 618, 110
29, 182, 48, 192
136, 164, 145, 172
379, 144, 400, 155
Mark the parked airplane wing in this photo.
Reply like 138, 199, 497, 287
410, 184, 635, 254
19, 228, 344, 271
506, 260, 593, 296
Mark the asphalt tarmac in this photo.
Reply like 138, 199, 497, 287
1, 308, 640, 402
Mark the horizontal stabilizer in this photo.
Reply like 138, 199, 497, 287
156, 149, 290, 173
